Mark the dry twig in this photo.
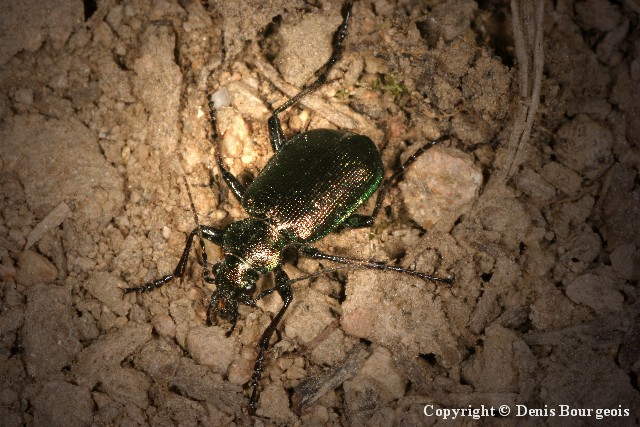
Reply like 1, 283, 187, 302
494, 0, 545, 183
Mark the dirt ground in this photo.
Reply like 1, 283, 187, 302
1, 0, 639, 425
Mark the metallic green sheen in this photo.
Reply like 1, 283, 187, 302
222, 219, 286, 273
242, 129, 384, 243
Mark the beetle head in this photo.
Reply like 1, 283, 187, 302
208, 256, 259, 334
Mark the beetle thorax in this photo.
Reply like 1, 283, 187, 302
222, 218, 286, 274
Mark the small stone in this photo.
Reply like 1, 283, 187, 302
565, 272, 623, 314
100, 367, 150, 409
301, 405, 330, 425
342, 270, 461, 368
462, 325, 517, 392
227, 354, 253, 385
161, 226, 171, 240
419, 0, 478, 43
359, 347, 407, 402
516, 167, 556, 201
227, 81, 269, 120
529, 283, 575, 332
596, 19, 629, 64
134, 340, 181, 385
285, 364, 306, 382
210, 87, 230, 108
610, 244, 640, 281
400, 146, 482, 230
310, 328, 349, 366
256, 380, 296, 423
105, 5, 124, 29
14, 88, 33, 105
151, 314, 176, 338
186, 325, 240, 375
16, 250, 58, 286
566, 230, 601, 264
0, 0, 81, 64
283, 288, 334, 345
0, 115, 124, 229
363, 56, 388, 74
93, 21, 114, 48
541, 162, 583, 195
84, 272, 131, 317
74, 323, 152, 388
603, 186, 640, 248
555, 115, 613, 180
216, 107, 248, 158
551, 195, 595, 241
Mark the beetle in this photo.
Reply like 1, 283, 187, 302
125, 0, 452, 414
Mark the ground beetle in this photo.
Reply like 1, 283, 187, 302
125, 0, 453, 414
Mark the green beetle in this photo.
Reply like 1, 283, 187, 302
126, 0, 452, 413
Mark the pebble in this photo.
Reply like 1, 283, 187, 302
516, 167, 556, 201
186, 325, 240, 375
210, 87, 230, 109
541, 162, 582, 195
400, 146, 482, 229
555, 115, 613, 180
13, 88, 33, 106
151, 314, 176, 338
565, 272, 623, 314
227, 81, 269, 120
610, 244, 640, 281
84, 272, 131, 317
16, 250, 57, 286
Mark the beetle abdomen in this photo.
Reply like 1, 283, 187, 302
242, 129, 383, 243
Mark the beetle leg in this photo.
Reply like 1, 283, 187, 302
207, 95, 247, 203
267, 115, 287, 153
248, 266, 293, 414
267, 0, 354, 153
226, 312, 239, 336
205, 294, 216, 325
299, 246, 453, 284
124, 226, 224, 293
254, 287, 277, 301
199, 226, 223, 284
341, 213, 375, 229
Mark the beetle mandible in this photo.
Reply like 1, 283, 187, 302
125, 0, 453, 414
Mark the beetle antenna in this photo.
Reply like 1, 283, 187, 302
207, 95, 247, 202
182, 175, 209, 280
286, 265, 354, 285
182, 175, 200, 230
